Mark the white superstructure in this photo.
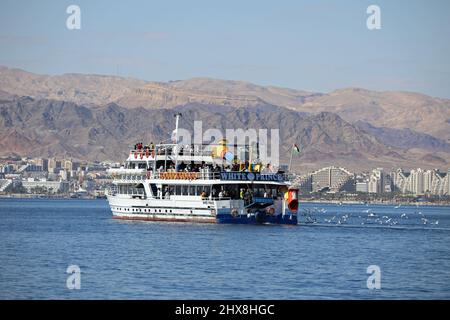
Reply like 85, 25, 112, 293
106, 115, 299, 225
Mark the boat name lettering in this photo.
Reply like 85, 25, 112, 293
220, 172, 283, 181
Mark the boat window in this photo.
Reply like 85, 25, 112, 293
182, 185, 188, 195
175, 185, 182, 195
138, 163, 146, 169
198, 185, 211, 197
189, 185, 196, 196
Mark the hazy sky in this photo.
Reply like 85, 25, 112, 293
1, 0, 449, 98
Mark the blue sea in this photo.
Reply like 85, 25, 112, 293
0, 199, 449, 299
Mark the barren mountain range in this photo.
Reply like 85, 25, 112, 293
0, 66, 449, 171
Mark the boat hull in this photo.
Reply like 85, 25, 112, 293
111, 211, 297, 225
113, 214, 297, 225
108, 196, 297, 225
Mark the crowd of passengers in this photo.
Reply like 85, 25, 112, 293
126, 161, 277, 174
133, 142, 203, 156
133, 142, 270, 159
161, 161, 275, 173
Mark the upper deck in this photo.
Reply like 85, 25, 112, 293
110, 141, 290, 185
108, 168, 292, 185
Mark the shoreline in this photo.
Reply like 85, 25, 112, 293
0, 194, 105, 200
299, 198, 450, 207
1, 194, 449, 207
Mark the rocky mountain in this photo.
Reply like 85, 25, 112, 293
0, 96, 447, 171
355, 121, 450, 153
299, 88, 450, 140
0, 66, 449, 170
2, 66, 449, 141
0, 66, 147, 107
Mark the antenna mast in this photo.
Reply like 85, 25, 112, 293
174, 113, 182, 169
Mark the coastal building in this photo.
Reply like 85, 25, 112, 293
391, 169, 407, 194
0, 164, 15, 174
295, 175, 312, 194
390, 168, 448, 196
356, 181, 368, 193
368, 168, 385, 194
0, 179, 13, 192
447, 168, 450, 196
309, 166, 355, 193
63, 159, 73, 171
59, 169, 69, 181
47, 158, 62, 174
21, 179, 69, 194
33, 158, 48, 171
422, 169, 447, 195
410, 168, 425, 196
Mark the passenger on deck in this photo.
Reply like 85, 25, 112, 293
157, 187, 161, 199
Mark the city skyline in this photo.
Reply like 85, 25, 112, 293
2, 155, 449, 199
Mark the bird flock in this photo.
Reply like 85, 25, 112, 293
299, 205, 440, 227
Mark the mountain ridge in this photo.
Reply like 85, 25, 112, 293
1, 66, 449, 141
1, 66, 449, 170
0, 96, 447, 171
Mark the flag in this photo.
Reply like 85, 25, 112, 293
293, 144, 300, 154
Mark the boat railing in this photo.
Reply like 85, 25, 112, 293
129, 147, 215, 159
112, 170, 293, 182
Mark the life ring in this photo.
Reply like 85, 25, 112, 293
134, 152, 137, 159
145, 149, 149, 158
266, 207, 275, 216
140, 152, 144, 159
231, 208, 239, 218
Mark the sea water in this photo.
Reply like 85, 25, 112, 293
0, 199, 449, 299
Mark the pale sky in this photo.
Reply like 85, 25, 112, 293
1, 0, 449, 98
